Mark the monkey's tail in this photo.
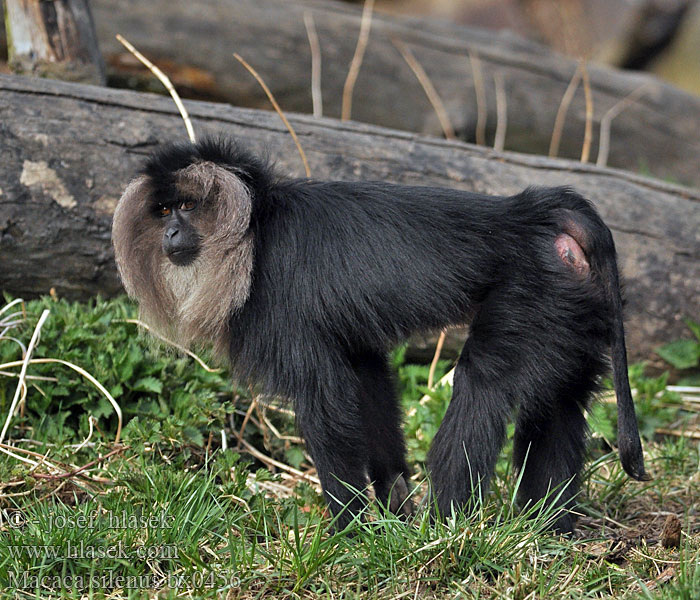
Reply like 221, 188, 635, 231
556, 191, 650, 482
596, 253, 651, 482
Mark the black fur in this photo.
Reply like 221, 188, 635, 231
144, 138, 648, 532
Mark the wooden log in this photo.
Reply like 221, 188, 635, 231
0, 74, 697, 361
90, 0, 700, 187
4, 0, 105, 85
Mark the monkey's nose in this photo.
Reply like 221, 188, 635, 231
165, 226, 179, 240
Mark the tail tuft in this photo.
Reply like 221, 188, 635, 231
619, 432, 652, 481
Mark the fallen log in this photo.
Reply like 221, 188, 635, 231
90, 0, 700, 188
0, 74, 697, 361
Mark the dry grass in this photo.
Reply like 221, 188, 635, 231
115, 34, 196, 144
580, 61, 593, 163
341, 0, 375, 122
303, 11, 323, 118
468, 49, 487, 146
392, 38, 456, 140
493, 71, 507, 152
549, 62, 583, 158
233, 53, 311, 178
597, 84, 653, 167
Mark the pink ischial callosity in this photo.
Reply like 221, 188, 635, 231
555, 233, 590, 275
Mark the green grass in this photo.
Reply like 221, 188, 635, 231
0, 297, 698, 599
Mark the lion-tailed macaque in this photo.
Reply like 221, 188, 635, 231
112, 137, 649, 533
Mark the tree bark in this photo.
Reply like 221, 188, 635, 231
89, 0, 700, 188
0, 74, 697, 361
4, 0, 105, 84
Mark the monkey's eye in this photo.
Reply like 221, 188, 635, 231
179, 199, 197, 211
157, 205, 172, 217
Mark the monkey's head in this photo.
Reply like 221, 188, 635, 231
112, 139, 259, 355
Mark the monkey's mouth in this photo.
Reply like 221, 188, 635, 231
166, 247, 199, 266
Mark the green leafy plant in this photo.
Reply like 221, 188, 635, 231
392, 345, 452, 463
589, 364, 683, 442
0, 296, 237, 447
656, 318, 700, 385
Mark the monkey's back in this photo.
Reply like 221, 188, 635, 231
232, 180, 562, 361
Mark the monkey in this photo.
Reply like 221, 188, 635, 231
112, 137, 649, 533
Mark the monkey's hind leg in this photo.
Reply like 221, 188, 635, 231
513, 395, 589, 533
512, 331, 607, 533
426, 290, 521, 518
354, 352, 414, 517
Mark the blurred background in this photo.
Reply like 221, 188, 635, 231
358, 0, 700, 95
3, 0, 697, 96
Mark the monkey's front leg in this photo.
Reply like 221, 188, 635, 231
295, 380, 370, 530
353, 352, 414, 518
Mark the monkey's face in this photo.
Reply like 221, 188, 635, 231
112, 159, 255, 351
156, 196, 202, 266
150, 162, 239, 269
